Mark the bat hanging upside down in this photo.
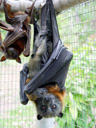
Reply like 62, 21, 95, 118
25, 33, 65, 120
0, 0, 33, 63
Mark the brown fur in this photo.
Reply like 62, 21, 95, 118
10, 39, 25, 54
0, 33, 2, 42
0, 2, 31, 63
5, 3, 30, 24
0, 38, 26, 63
0, 33, 3, 52
5, 3, 24, 18
26, 78, 65, 107
26, 78, 32, 85
46, 85, 65, 107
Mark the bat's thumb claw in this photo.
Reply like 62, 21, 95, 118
16, 57, 21, 64
0, 56, 6, 61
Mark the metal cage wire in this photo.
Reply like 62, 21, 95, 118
0, 0, 96, 128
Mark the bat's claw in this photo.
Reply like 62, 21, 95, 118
0, 56, 6, 61
16, 57, 21, 63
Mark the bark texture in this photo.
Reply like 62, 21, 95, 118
0, 0, 89, 13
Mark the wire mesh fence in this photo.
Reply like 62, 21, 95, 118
0, 0, 96, 128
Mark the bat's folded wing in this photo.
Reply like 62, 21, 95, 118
0, 20, 14, 31
20, 0, 73, 104
20, 64, 29, 105
11, 14, 28, 27
4, 0, 27, 26
24, 41, 73, 94
3, 27, 26, 48
23, 25, 31, 57
20, 41, 73, 104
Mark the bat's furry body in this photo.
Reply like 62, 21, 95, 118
27, 36, 46, 79
25, 34, 65, 120
26, 82, 65, 120
0, 1, 31, 63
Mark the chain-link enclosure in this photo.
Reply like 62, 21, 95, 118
0, 0, 96, 128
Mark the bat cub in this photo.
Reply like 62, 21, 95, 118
0, 1, 31, 63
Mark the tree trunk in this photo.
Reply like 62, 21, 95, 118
0, 0, 89, 13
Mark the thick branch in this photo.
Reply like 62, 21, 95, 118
0, 0, 89, 13
53, 0, 89, 12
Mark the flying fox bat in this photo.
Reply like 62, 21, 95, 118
20, 0, 73, 119
0, 0, 33, 63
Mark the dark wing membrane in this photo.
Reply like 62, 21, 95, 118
0, 32, 2, 46
3, 27, 26, 48
24, 0, 73, 93
11, 14, 28, 27
0, 20, 14, 31
20, 64, 29, 105
24, 43, 73, 94
23, 25, 31, 56
4, 0, 13, 24
20, 0, 73, 103
0, 32, 4, 52
4, 0, 28, 26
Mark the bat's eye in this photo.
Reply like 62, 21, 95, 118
41, 105, 46, 110
52, 104, 56, 109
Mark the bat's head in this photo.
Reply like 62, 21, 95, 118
6, 47, 19, 59
6, 47, 21, 63
0, 47, 21, 63
35, 93, 63, 120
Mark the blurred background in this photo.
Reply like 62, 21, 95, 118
0, 0, 96, 128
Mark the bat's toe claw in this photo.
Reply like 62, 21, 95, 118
16, 57, 21, 63
0, 56, 6, 61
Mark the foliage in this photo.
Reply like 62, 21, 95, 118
56, 40, 96, 128
0, 103, 36, 128
56, 1, 96, 128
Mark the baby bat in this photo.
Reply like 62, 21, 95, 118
0, 0, 31, 63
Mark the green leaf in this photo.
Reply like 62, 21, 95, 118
74, 85, 88, 96
69, 92, 78, 120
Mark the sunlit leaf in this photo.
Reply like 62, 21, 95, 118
69, 92, 78, 120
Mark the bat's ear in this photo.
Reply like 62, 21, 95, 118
0, 56, 6, 61
0, 46, 4, 52
37, 114, 42, 120
58, 112, 63, 118
16, 57, 21, 63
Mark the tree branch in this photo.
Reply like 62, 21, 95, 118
0, 0, 89, 13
